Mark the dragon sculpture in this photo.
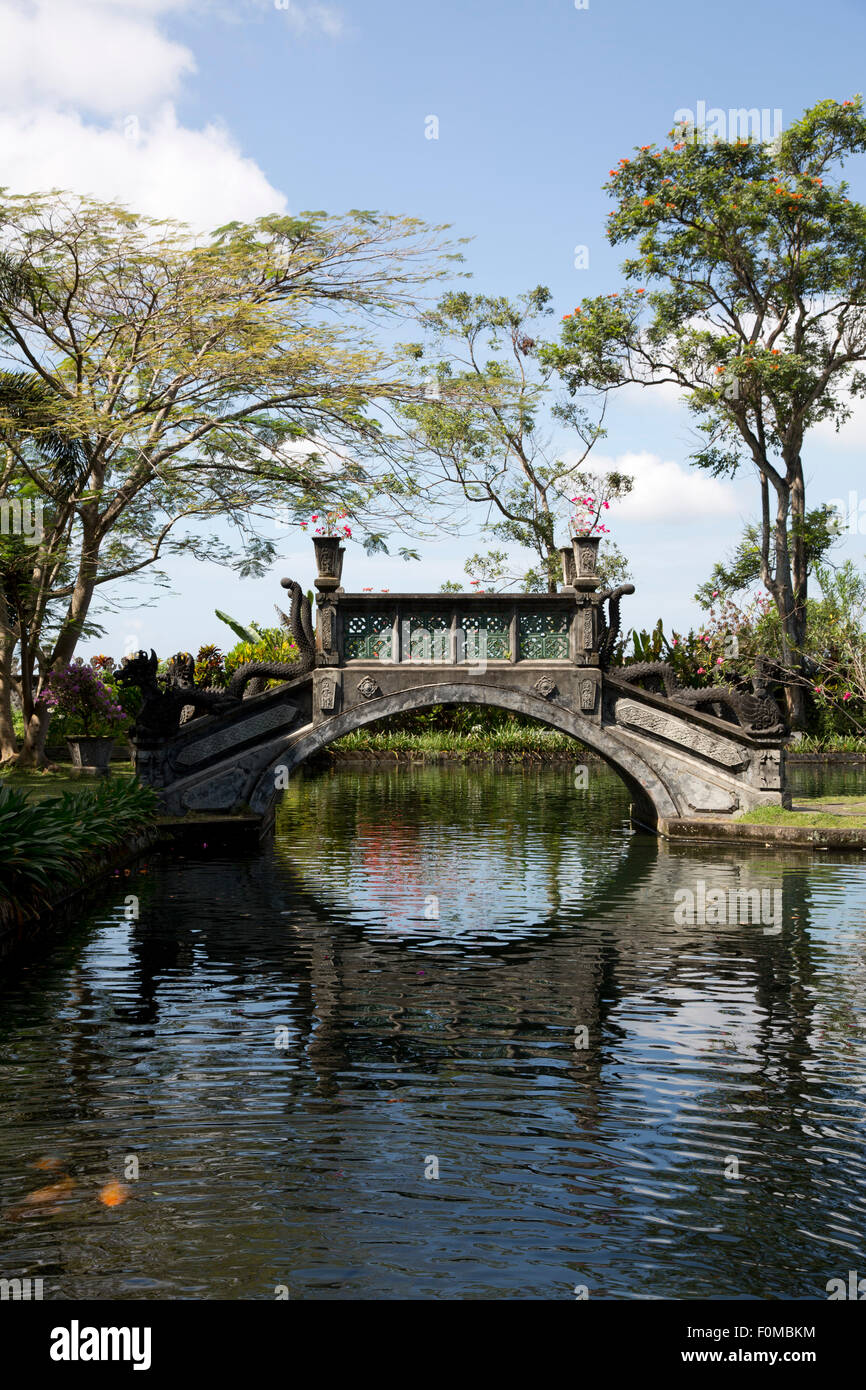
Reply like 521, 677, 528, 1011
596, 584, 636, 669
225, 579, 316, 699
614, 654, 787, 734
117, 650, 238, 739
118, 578, 317, 737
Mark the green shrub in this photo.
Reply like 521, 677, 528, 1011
224, 627, 300, 679
0, 779, 157, 918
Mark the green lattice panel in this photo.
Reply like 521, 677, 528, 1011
519, 612, 569, 660
460, 614, 510, 662
405, 612, 450, 662
344, 612, 394, 660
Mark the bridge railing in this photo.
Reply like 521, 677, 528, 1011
315, 592, 601, 669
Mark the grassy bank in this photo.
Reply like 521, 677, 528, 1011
793, 735, 866, 754
737, 796, 866, 828
329, 727, 583, 759
330, 726, 866, 760
0, 778, 157, 925
0, 763, 136, 803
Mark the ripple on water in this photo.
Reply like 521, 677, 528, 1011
0, 763, 864, 1298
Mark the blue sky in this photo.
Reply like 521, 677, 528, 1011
2, 0, 865, 656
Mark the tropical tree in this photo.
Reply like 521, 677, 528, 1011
0, 192, 459, 764
545, 96, 866, 725
1, 366, 86, 757
695, 503, 840, 608
399, 287, 629, 591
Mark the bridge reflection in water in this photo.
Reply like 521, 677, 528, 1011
1, 764, 864, 1299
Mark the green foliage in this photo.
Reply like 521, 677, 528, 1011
215, 610, 261, 644
0, 192, 460, 755
0, 779, 157, 917
696, 506, 840, 605
628, 619, 669, 663
399, 286, 613, 591
194, 645, 226, 689
797, 733, 866, 752
361, 704, 539, 736
331, 718, 577, 758
223, 627, 300, 677
544, 96, 866, 692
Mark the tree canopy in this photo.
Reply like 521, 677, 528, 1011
0, 192, 460, 762
543, 96, 866, 722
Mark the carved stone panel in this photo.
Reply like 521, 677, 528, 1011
534, 675, 557, 699
319, 677, 337, 712
176, 704, 299, 767
357, 676, 381, 699
182, 767, 248, 810
576, 541, 599, 576
582, 608, 594, 649
579, 678, 597, 712
756, 749, 782, 789
615, 698, 749, 768
319, 607, 335, 649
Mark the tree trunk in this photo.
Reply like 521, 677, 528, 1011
0, 638, 18, 762
782, 679, 806, 729
14, 704, 55, 768
783, 456, 809, 729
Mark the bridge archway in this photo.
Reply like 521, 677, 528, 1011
249, 681, 678, 823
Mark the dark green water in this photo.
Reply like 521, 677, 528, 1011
1, 763, 865, 1299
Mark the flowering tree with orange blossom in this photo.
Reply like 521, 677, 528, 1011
543, 97, 866, 727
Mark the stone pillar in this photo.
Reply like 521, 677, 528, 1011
316, 597, 340, 667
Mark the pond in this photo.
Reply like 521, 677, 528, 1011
1, 762, 865, 1299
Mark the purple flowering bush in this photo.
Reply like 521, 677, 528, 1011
42, 659, 129, 738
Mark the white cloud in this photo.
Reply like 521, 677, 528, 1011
0, 0, 197, 116
0, 0, 296, 228
0, 106, 286, 227
568, 450, 741, 524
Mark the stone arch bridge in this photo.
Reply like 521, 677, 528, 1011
130, 554, 790, 833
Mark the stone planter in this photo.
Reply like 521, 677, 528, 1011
572, 534, 601, 579
558, 545, 577, 589
312, 536, 346, 592
66, 736, 115, 773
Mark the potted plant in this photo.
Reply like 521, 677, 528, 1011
301, 510, 352, 590
43, 659, 129, 772
569, 494, 611, 577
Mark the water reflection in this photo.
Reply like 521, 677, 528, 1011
0, 763, 865, 1299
